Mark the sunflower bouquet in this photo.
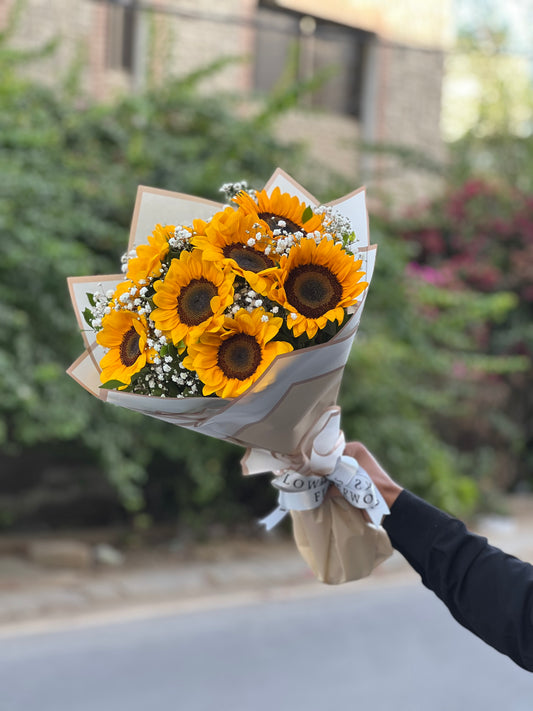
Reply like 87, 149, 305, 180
68, 169, 392, 584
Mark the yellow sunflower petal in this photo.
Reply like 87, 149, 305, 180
234, 187, 325, 236
127, 224, 173, 285
151, 248, 234, 346
97, 310, 151, 386
192, 208, 276, 276
263, 238, 367, 339
184, 308, 292, 398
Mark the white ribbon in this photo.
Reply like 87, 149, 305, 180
243, 407, 390, 530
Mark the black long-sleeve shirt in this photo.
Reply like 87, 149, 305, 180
383, 489, 533, 672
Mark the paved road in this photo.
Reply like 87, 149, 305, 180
1, 581, 531, 711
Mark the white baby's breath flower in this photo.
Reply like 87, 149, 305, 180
219, 180, 249, 201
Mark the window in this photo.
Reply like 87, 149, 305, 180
106, 2, 137, 73
254, 2, 369, 118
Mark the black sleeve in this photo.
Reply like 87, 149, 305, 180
383, 489, 533, 672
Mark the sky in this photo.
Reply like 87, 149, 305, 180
455, 0, 533, 57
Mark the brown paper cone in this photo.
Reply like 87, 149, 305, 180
290, 497, 393, 584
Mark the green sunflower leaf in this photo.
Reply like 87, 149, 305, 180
302, 205, 314, 223
324, 319, 338, 336
86, 292, 96, 307
99, 380, 127, 390
82, 307, 93, 327
168, 342, 180, 358
344, 230, 356, 246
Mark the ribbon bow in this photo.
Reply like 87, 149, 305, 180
241, 407, 389, 531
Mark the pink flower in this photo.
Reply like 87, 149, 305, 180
406, 262, 448, 286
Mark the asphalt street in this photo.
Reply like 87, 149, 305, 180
1, 581, 531, 711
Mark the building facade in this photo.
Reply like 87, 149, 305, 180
2, 0, 454, 204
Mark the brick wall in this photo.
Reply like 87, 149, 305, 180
4, 0, 95, 94
273, 110, 360, 193
0, 0, 14, 26
1, 0, 135, 98
369, 40, 446, 204
1, 0, 449, 205
147, 0, 255, 92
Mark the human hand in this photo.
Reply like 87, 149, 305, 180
342, 441, 403, 509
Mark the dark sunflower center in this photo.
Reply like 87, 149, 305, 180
119, 326, 141, 367
284, 264, 343, 318
178, 278, 217, 326
222, 244, 274, 272
217, 334, 262, 381
258, 211, 302, 235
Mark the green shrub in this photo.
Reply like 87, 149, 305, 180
393, 180, 532, 491
2, 21, 518, 530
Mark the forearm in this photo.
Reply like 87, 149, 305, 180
384, 490, 533, 672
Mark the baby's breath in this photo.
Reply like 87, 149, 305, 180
219, 181, 253, 201
88, 180, 363, 398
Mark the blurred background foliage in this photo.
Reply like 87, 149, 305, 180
392, 180, 532, 498
443, 26, 533, 192
0, 10, 531, 534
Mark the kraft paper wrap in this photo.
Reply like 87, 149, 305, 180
291, 498, 393, 585
67, 168, 392, 585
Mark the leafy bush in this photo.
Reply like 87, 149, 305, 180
2, 20, 519, 530
394, 180, 532, 492
0, 32, 296, 524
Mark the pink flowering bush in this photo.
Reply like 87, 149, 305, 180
396, 180, 533, 492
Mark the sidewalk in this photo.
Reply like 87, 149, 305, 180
0, 495, 532, 628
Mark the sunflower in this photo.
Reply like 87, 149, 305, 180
257, 238, 368, 339
190, 218, 208, 236
127, 224, 174, 286
183, 308, 293, 398
233, 187, 325, 236
150, 248, 234, 345
192, 207, 276, 276
97, 310, 154, 387
109, 279, 136, 306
